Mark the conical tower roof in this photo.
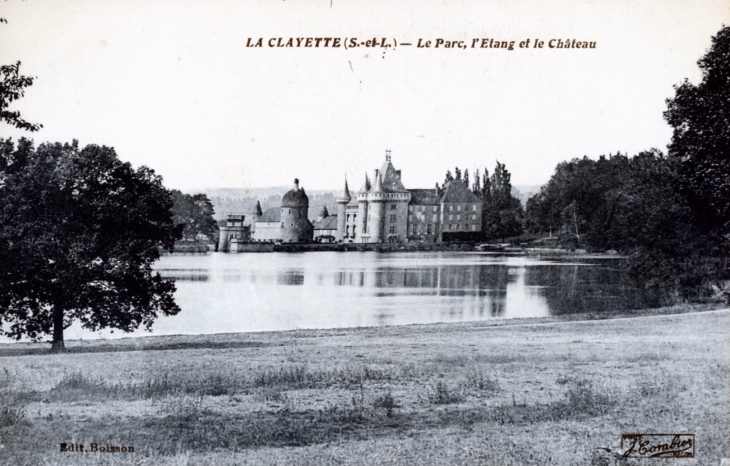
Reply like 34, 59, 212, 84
337, 178, 352, 202
254, 200, 263, 216
319, 205, 329, 218
370, 169, 385, 193
358, 172, 371, 194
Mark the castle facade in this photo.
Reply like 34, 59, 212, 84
218, 152, 482, 251
334, 152, 483, 243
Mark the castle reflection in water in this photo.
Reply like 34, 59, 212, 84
138, 252, 669, 336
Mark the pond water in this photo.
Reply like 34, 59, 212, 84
55, 251, 665, 341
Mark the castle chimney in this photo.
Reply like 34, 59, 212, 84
294, 178, 299, 190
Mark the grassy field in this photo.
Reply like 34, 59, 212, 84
0, 307, 727, 465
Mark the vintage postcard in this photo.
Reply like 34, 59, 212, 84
0, 0, 728, 464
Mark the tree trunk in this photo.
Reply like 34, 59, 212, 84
51, 305, 65, 352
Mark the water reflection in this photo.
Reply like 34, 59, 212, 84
53, 252, 662, 340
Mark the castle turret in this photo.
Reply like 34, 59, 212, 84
250, 200, 263, 234
367, 169, 386, 243
336, 178, 351, 241
356, 173, 370, 242
281, 178, 313, 243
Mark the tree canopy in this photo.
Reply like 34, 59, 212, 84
664, 25, 730, 238
1, 17, 42, 132
170, 190, 218, 242
0, 139, 181, 350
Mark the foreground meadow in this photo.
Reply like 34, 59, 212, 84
0, 307, 727, 465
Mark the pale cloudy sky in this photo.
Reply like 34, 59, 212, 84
2, 0, 728, 192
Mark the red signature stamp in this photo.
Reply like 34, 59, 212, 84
621, 434, 694, 458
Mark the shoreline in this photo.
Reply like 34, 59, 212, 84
166, 240, 628, 258
0, 302, 721, 356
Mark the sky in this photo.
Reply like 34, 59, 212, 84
2, 0, 728, 192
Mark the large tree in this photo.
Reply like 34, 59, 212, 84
664, 26, 730, 239
0, 139, 181, 351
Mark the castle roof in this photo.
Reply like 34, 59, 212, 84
282, 178, 309, 208
440, 180, 481, 204
318, 205, 329, 218
409, 189, 441, 205
258, 207, 281, 223
337, 178, 352, 202
370, 170, 385, 193
378, 159, 408, 193
313, 215, 338, 231
357, 173, 371, 194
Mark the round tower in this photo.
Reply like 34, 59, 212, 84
281, 179, 312, 243
356, 173, 370, 243
367, 169, 386, 243
250, 200, 263, 235
335, 178, 351, 242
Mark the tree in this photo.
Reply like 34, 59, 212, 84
1, 18, 42, 132
664, 26, 730, 239
481, 162, 523, 240
170, 191, 218, 242
0, 139, 181, 351
472, 168, 481, 195
444, 170, 454, 184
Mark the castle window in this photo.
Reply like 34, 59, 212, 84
473, 205, 477, 211
457, 224, 461, 230
457, 205, 461, 211
471, 224, 476, 231
449, 214, 453, 221
433, 214, 437, 222
433, 206, 437, 212
427, 224, 432, 234
457, 214, 461, 220
390, 215, 396, 223
288, 209, 291, 214
472, 214, 476, 220
389, 225, 395, 234
449, 205, 453, 211
391, 204, 396, 210
409, 206, 413, 212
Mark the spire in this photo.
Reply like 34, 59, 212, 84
371, 169, 385, 193
338, 177, 352, 202
385, 148, 391, 163
319, 206, 329, 218
358, 172, 370, 194
254, 200, 263, 216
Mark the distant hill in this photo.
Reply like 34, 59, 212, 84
512, 185, 542, 206
188, 187, 338, 222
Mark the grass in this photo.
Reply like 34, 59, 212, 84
0, 308, 727, 465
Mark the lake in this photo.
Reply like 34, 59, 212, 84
55, 251, 665, 341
